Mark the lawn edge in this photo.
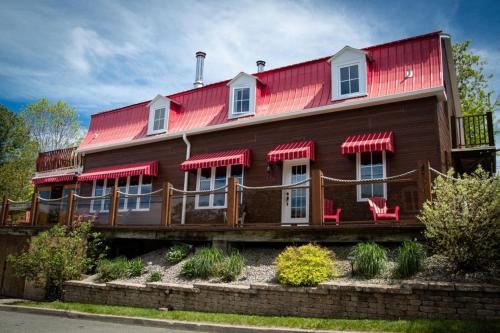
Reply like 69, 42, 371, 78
0, 303, 376, 333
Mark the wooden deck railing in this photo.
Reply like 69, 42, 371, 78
2, 161, 434, 228
36, 147, 81, 172
451, 113, 495, 149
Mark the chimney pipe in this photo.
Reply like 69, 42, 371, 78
256, 60, 266, 73
194, 51, 206, 88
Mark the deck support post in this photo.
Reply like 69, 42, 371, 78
161, 182, 173, 227
1, 196, 8, 226
417, 160, 432, 209
65, 190, 75, 226
311, 169, 324, 225
30, 189, 38, 226
226, 177, 239, 227
108, 184, 119, 227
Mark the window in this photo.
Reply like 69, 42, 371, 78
340, 64, 359, 95
90, 175, 153, 212
356, 151, 386, 201
233, 88, 250, 114
196, 165, 244, 209
153, 108, 166, 131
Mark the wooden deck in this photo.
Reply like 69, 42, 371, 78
0, 219, 423, 243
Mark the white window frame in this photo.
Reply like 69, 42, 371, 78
330, 47, 367, 101
147, 95, 170, 135
90, 175, 152, 212
195, 165, 244, 209
356, 151, 387, 202
227, 73, 257, 119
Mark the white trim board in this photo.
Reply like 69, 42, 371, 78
77, 87, 446, 154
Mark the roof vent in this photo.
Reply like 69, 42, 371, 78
194, 51, 206, 88
256, 60, 266, 73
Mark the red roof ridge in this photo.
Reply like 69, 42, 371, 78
90, 31, 444, 119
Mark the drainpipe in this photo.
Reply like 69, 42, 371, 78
181, 133, 191, 224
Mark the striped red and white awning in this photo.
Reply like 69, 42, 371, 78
267, 141, 315, 163
32, 175, 75, 185
78, 161, 158, 181
180, 149, 251, 171
340, 132, 394, 154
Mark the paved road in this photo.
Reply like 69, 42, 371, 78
0, 310, 205, 333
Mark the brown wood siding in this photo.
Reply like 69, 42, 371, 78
81, 97, 441, 224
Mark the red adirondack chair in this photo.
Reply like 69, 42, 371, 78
367, 197, 399, 223
324, 199, 342, 225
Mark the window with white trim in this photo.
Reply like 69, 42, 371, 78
356, 151, 386, 201
228, 73, 257, 118
330, 47, 367, 101
340, 64, 359, 95
233, 88, 250, 114
195, 165, 243, 209
152, 108, 166, 131
147, 95, 170, 135
90, 175, 152, 212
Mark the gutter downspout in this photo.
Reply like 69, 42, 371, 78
181, 133, 191, 224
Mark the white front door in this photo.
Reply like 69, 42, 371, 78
282, 159, 310, 225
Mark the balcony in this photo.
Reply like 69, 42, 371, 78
36, 147, 81, 173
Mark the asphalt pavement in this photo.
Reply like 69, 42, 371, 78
0, 310, 205, 333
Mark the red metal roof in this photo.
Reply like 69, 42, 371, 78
79, 32, 443, 151
32, 175, 75, 185
78, 161, 158, 181
180, 149, 251, 171
340, 132, 394, 154
267, 141, 315, 163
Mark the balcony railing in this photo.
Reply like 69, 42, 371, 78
36, 147, 81, 172
452, 113, 495, 149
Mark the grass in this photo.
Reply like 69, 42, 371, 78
14, 301, 500, 333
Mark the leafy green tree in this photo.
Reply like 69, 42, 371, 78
0, 105, 37, 200
7, 223, 93, 300
20, 98, 81, 152
452, 40, 498, 116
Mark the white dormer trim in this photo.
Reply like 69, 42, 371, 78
328, 46, 368, 101
227, 72, 259, 119
147, 94, 170, 135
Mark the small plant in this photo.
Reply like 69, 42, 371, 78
165, 244, 191, 264
181, 247, 223, 279
275, 244, 336, 287
126, 258, 144, 277
147, 271, 163, 282
217, 251, 245, 282
97, 257, 129, 282
351, 242, 387, 278
395, 241, 425, 278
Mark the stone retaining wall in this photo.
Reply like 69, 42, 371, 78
63, 280, 500, 320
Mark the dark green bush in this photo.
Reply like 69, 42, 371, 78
181, 247, 223, 279
351, 242, 387, 278
275, 244, 336, 287
147, 271, 163, 282
217, 251, 245, 282
165, 244, 191, 264
396, 241, 425, 278
126, 258, 144, 277
97, 257, 129, 282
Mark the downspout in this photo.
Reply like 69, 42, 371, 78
181, 133, 191, 224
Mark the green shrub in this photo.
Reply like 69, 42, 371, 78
126, 258, 144, 277
165, 244, 191, 264
419, 167, 500, 271
97, 257, 129, 282
147, 271, 163, 282
217, 251, 245, 282
395, 241, 425, 278
85, 231, 109, 274
351, 242, 387, 278
7, 223, 92, 300
275, 244, 336, 287
181, 247, 223, 279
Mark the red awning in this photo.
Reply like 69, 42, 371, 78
180, 149, 251, 171
267, 141, 315, 163
341, 132, 394, 154
32, 175, 75, 185
78, 161, 158, 181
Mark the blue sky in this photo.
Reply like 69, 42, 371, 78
0, 0, 499, 128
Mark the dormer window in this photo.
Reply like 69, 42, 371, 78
329, 46, 367, 101
227, 72, 261, 119
147, 94, 170, 135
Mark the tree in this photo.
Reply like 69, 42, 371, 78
452, 40, 498, 116
20, 98, 81, 152
0, 105, 37, 200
